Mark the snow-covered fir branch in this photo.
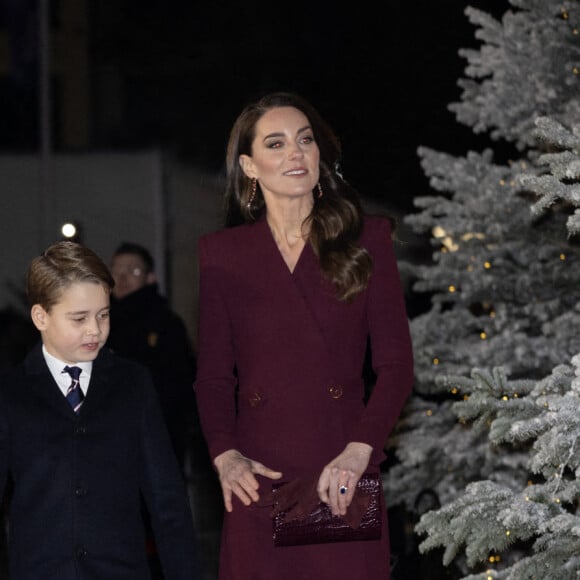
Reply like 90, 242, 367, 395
519, 116, 580, 236
415, 356, 580, 578
383, 1, 580, 577
450, 1, 580, 149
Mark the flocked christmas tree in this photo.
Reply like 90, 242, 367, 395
383, 0, 580, 577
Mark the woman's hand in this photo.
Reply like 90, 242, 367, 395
317, 442, 373, 516
213, 449, 283, 512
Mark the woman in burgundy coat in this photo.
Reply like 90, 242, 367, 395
195, 92, 414, 579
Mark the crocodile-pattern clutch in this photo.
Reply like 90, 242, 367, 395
272, 472, 382, 546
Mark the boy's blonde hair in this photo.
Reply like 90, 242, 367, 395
27, 241, 115, 311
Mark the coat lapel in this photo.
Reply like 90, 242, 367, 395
80, 348, 118, 419
24, 343, 75, 419
255, 217, 336, 369
23, 343, 117, 420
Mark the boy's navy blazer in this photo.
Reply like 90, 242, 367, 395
0, 342, 198, 580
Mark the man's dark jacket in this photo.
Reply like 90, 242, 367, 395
107, 284, 197, 462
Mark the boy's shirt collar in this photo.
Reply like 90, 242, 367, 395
42, 345, 92, 397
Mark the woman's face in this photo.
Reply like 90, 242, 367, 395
240, 106, 320, 202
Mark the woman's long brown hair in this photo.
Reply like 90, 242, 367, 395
224, 92, 372, 301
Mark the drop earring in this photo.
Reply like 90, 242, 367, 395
247, 178, 257, 208
317, 182, 323, 198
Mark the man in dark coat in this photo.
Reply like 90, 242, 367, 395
106, 242, 197, 469
106, 242, 200, 579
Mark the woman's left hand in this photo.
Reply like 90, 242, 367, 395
317, 442, 373, 516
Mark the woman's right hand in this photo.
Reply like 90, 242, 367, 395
213, 449, 283, 512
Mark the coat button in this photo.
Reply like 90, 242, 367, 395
76, 547, 87, 558
248, 392, 263, 407
75, 487, 87, 497
74, 425, 86, 435
328, 385, 343, 399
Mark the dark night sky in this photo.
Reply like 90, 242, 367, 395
1, 0, 510, 214
105, 0, 509, 214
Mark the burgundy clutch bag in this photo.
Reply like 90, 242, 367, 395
271, 472, 382, 547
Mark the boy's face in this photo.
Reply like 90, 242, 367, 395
31, 281, 111, 365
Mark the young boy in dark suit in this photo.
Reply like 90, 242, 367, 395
0, 241, 198, 579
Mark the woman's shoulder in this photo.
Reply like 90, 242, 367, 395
361, 213, 394, 243
200, 222, 254, 246
198, 222, 260, 263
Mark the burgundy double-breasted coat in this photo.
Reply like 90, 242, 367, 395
195, 214, 414, 579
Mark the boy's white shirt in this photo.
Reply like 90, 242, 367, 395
42, 344, 92, 397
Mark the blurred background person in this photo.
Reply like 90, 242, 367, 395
107, 241, 199, 579
107, 241, 197, 468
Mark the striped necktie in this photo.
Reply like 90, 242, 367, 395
63, 366, 84, 413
